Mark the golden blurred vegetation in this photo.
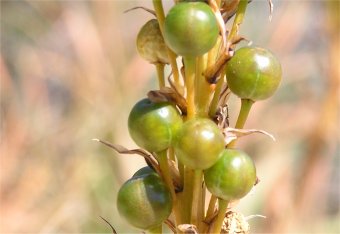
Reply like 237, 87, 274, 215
0, 0, 339, 233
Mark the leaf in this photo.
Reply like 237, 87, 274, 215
147, 87, 187, 114
177, 224, 199, 234
222, 127, 276, 145
92, 139, 160, 175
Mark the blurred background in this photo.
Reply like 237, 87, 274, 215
0, 0, 339, 233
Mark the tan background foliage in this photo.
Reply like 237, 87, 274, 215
1, 0, 339, 233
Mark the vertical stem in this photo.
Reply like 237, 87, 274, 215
198, 182, 206, 231
178, 161, 184, 186
228, 0, 249, 41
168, 147, 175, 162
182, 168, 194, 223
157, 150, 176, 199
195, 54, 212, 118
191, 170, 203, 227
210, 199, 229, 234
183, 56, 196, 119
152, 0, 181, 91
228, 98, 254, 148
206, 194, 217, 221
207, 36, 222, 68
155, 63, 165, 88
156, 150, 181, 227
208, 68, 226, 117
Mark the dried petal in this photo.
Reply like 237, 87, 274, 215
222, 211, 250, 234
124, 6, 156, 16
147, 87, 187, 114
222, 127, 276, 145
177, 224, 199, 234
268, 0, 273, 21
92, 139, 160, 174
164, 219, 176, 233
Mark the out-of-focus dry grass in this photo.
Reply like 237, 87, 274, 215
0, 0, 339, 233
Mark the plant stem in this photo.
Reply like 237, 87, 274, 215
183, 56, 196, 119
182, 168, 194, 223
148, 224, 162, 234
208, 68, 226, 117
157, 150, 175, 198
198, 182, 206, 231
195, 55, 211, 117
204, 0, 249, 81
152, 0, 181, 92
207, 36, 222, 69
178, 161, 184, 186
228, 0, 249, 41
190, 170, 203, 227
155, 63, 165, 88
156, 150, 181, 227
210, 199, 229, 234
205, 194, 217, 221
228, 98, 254, 148
168, 147, 175, 161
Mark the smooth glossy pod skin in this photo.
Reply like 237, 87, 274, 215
133, 166, 157, 178
204, 149, 256, 201
164, 2, 219, 57
174, 118, 225, 169
226, 46, 282, 101
128, 99, 183, 153
117, 174, 172, 230
136, 19, 169, 64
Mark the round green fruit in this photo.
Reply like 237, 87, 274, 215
136, 19, 169, 64
164, 2, 219, 57
133, 166, 157, 178
128, 99, 182, 153
226, 46, 282, 101
174, 118, 225, 170
117, 174, 172, 230
204, 149, 256, 201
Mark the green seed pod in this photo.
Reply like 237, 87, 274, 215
164, 2, 219, 57
132, 166, 157, 178
226, 46, 282, 101
174, 118, 225, 170
204, 149, 256, 201
128, 99, 183, 153
136, 19, 169, 64
117, 174, 172, 230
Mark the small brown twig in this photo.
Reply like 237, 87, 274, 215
124, 6, 156, 16
92, 139, 161, 175
100, 216, 117, 234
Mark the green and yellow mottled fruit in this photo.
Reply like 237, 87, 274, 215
174, 118, 225, 169
226, 46, 282, 101
132, 166, 157, 178
164, 2, 219, 57
117, 173, 172, 230
136, 19, 169, 64
128, 98, 182, 153
204, 149, 256, 201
